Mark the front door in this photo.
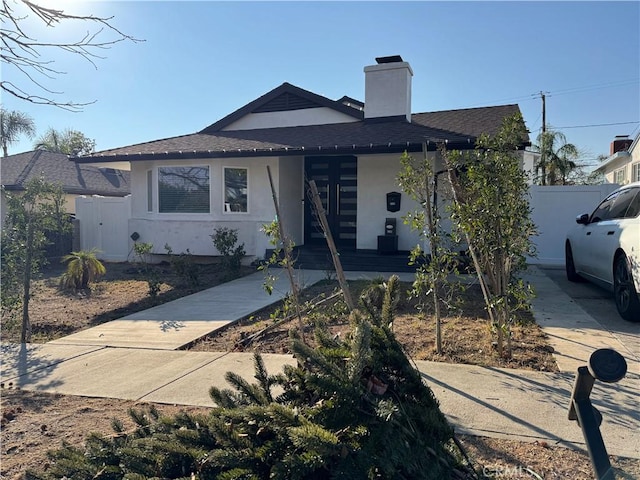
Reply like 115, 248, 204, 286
304, 156, 357, 248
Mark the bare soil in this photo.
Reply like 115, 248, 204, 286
2, 263, 639, 479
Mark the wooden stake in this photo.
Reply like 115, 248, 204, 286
308, 180, 355, 311
266, 165, 306, 342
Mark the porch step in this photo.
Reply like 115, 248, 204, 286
265, 247, 419, 273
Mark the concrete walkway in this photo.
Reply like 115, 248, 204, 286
2, 267, 638, 460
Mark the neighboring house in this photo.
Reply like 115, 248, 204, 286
595, 134, 640, 185
1, 150, 130, 224
74, 56, 529, 261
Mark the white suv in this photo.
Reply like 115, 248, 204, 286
565, 182, 640, 321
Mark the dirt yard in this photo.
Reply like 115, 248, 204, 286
1, 262, 639, 479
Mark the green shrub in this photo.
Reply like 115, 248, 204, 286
59, 249, 106, 291
133, 242, 161, 297
211, 227, 245, 279
164, 244, 200, 288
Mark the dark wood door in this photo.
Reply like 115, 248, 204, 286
304, 156, 357, 248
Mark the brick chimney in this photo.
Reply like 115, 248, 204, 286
610, 135, 633, 155
364, 55, 413, 122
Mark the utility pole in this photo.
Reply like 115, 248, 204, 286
539, 91, 547, 185
540, 91, 546, 134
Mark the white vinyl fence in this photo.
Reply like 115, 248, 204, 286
527, 184, 619, 266
76, 195, 131, 262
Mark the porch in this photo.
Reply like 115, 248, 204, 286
267, 245, 420, 273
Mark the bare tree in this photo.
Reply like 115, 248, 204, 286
1, 0, 141, 111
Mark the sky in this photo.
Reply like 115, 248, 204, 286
2, 1, 639, 170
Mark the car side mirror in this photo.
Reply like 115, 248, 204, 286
576, 214, 589, 225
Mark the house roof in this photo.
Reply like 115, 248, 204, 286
201, 82, 364, 133
74, 82, 528, 164
595, 133, 639, 172
1, 150, 130, 196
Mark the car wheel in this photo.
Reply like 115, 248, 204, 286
565, 243, 583, 282
613, 254, 640, 322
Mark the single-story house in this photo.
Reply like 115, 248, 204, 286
1, 150, 130, 225
74, 56, 531, 262
595, 134, 640, 185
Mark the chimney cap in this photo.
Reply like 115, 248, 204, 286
375, 55, 404, 64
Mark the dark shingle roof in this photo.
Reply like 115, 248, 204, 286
1, 150, 130, 196
74, 79, 527, 163
79, 104, 527, 164
412, 104, 522, 139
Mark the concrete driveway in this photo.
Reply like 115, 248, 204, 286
538, 266, 640, 370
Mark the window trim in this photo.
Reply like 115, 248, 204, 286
632, 162, 640, 183
223, 166, 249, 214
613, 166, 626, 185
157, 165, 211, 214
146, 169, 153, 212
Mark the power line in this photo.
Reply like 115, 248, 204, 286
547, 121, 639, 129
454, 78, 639, 110
546, 79, 639, 97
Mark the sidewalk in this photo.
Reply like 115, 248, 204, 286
2, 267, 638, 460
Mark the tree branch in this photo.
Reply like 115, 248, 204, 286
1, 0, 143, 110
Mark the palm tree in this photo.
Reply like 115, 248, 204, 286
534, 131, 579, 185
34, 128, 96, 156
60, 249, 107, 291
0, 107, 36, 157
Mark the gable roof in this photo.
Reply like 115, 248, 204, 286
74, 81, 528, 164
201, 82, 364, 133
1, 150, 130, 196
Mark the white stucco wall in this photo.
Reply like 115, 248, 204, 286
223, 108, 359, 131
521, 150, 538, 184
364, 62, 413, 121
277, 156, 304, 246
356, 153, 422, 251
129, 157, 280, 258
600, 152, 632, 184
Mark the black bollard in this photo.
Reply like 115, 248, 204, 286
568, 348, 627, 480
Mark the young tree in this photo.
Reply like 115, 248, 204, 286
445, 113, 536, 358
1, 0, 140, 110
533, 130, 579, 185
34, 127, 96, 155
1, 177, 70, 342
397, 145, 460, 354
0, 106, 36, 156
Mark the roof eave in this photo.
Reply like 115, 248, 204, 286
73, 140, 529, 164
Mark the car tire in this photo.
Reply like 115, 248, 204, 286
613, 254, 640, 322
565, 243, 583, 283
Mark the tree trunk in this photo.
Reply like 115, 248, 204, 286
21, 221, 34, 343
266, 166, 306, 343
308, 180, 355, 312
434, 280, 442, 354
423, 144, 442, 354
